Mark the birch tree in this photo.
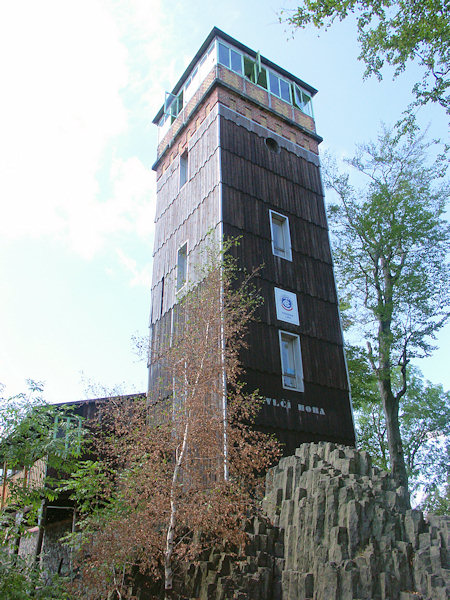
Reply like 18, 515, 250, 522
66, 247, 280, 599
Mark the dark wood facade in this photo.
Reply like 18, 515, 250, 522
149, 28, 355, 454
220, 111, 354, 453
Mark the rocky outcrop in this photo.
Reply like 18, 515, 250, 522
185, 515, 284, 600
188, 442, 449, 600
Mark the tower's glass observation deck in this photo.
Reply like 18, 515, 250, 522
153, 28, 320, 162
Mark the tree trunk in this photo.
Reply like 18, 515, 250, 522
374, 276, 411, 508
378, 377, 411, 508
165, 418, 190, 599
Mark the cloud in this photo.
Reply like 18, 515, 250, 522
0, 0, 196, 268
109, 157, 156, 237
0, 1, 130, 249
64, 156, 156, 259
116, 247, 152, 288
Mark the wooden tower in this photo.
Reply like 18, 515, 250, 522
149, 28, 355, 453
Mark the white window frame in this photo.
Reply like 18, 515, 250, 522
293, 84, 314, 117
268, 71, 291, 103
179, 151, 188, 188
53, 414, 83, 453
164, 90, 183, 124
269, 209, 292, 261
243, 54, 267, 87
158, 43, 313, 138
279, 330, 304, 392
217, 41, 243, 75
176, 242, 188, 292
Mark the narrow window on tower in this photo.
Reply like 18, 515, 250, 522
160, 276, 165, 316
176, 243, 188, 292
180, 151, 188, 188
269, 210, 292, 261
279, 331, 304, 392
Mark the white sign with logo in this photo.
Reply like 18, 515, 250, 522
274, 287, 300, 325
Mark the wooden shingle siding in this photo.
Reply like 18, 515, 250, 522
221, 188, 332, 263
243, 370, 354, 454
218, 112, 354, 448
246, 277, 344, 345
225, 227, 337, 304
149, 309, 175, 400
150, 108, 222, 321
239, 321, 348, 391
220, 117, 324, 194
150, 221, 222, 324
153, 152, 220, 257
220, 152, 327, 227
149, 59, 355, 450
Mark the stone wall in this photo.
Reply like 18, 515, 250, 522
188, 443, 449, 600
18, 527, 38, 563
41, 519, 73, 578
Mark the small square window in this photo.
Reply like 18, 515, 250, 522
269, 210, 292, 261
180, 151, 188, 188
177, 243, 188, 291
53, 414, 83, 453
279, 331, 304, 392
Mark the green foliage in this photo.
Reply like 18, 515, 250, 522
283, 0, 450, 113
58, 457, 126, 556
326, 124, 449, 492
344, 343, 380, 410
0, 381, 87, 594
59, 460, 116, 517
0, 381, 85, 471
327, 125, 449, 376
419, 478, 450, 515
0, 548, 71, 599
1, 380, 48, 467
350, 353, 450, 508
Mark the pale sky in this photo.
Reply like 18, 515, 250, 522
1, 0, 448, 403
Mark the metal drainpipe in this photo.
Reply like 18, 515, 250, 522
218, 104, 228, 481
